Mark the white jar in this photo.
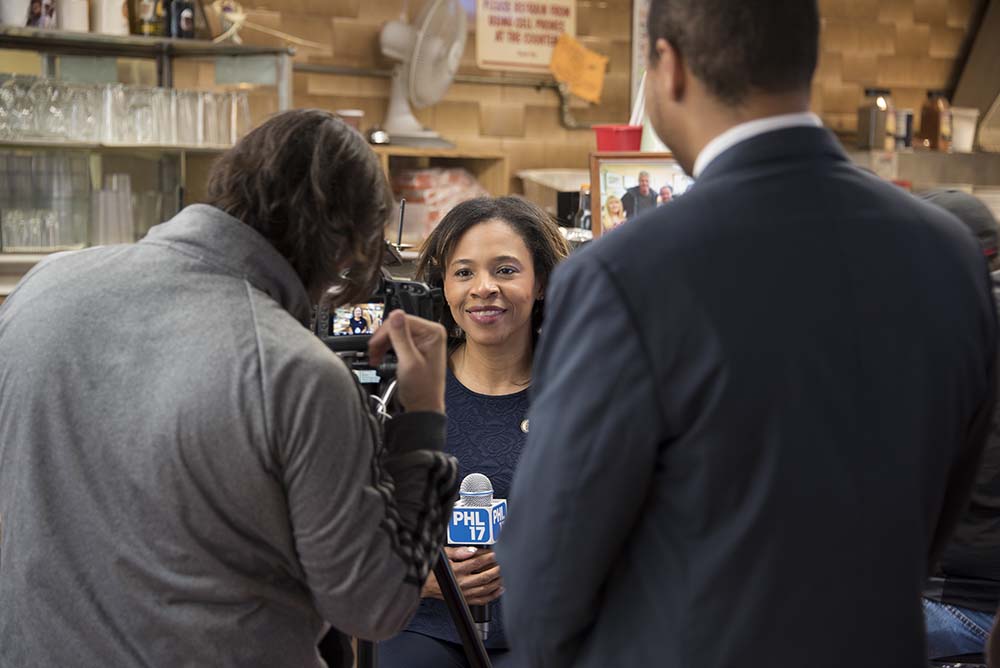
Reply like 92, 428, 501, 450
1, 0, 32, 26
58, 0, 90, 31
91, 0, 129, 35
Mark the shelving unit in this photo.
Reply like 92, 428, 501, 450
0, 139, 232, 154
372, 145, 509, 197
0, 25, 294, 106
846, 149, 1000, 189
0, 252, 48, 298
0, 26, 294, 299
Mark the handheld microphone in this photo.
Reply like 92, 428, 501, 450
448, 473, 507, 641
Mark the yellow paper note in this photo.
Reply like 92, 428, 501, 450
548, 33, 609, 104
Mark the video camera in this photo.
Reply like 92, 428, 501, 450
314, 264, 443, 389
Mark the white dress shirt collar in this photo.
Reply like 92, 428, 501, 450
692, 112, 823, 179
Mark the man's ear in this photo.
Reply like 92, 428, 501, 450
654, 37, 686, 103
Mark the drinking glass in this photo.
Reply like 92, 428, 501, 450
200, 91, 221, 146
41, 209, 60, 248
92, 189, 133, 246
132, 190, 163, 240
152, 87, 174, 145
65, 83, 101, 143
0, 74, 11, 139
0, 209, 56, 252
1, 209, 27, 251
29, 79, 69, 140
0, 151, 10, 207
9, 154, 33, 209
100, 173, 134, 244
229, 91, 251, 145
102, 83, 127, 144
31, 153, 55, 209
2, 75, 38, 140
174, 90, 199, 146
125, 86, 156, 145
90, 190, 110, 245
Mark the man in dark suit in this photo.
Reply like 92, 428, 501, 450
495, 1, 997, 667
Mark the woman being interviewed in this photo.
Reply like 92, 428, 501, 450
379, 196, 569, 667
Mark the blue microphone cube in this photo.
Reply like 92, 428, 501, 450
447, 499, 507, 546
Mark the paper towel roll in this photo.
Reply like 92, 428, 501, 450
92, 0, 130, 35
1, 0, 31, 26
58, 0, 89, 31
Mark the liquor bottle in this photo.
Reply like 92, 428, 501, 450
574, 185, 591, 230
134, 0, 164, 35
170, 0, 195, 38
564, 184, 593, 244
857, 88, 895, 151
918, 91, 952, 152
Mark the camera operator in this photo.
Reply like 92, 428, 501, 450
0, 109, 457, 668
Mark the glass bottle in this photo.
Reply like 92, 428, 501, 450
918, 91, 952, 152
565, 184, 593, 243
170, 0, 195, 38
857, 88, 895, 151
133, 0, 166, 36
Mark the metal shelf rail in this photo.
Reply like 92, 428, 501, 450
0, 24, 294, 110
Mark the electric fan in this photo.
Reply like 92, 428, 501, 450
379, 0, 467, 147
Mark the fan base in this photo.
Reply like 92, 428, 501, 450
384, 134, 456, 149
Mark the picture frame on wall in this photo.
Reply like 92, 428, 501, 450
589, 151, 693, 238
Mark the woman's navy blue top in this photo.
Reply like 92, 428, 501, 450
404, 368, 530, 649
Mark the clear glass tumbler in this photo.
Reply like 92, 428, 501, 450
125, 86, 156, 145
29, 79, 69, 140
174, 89, 200, 146
229, 91, 251, 145
102, 83, 127, 144
2, 75, 39, 140
65, 83, 102, 143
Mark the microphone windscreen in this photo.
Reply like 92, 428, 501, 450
458, 473, 493, 507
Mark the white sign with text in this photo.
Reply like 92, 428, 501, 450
476, 0, 576, 73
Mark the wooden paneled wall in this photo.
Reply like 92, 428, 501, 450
227, 0, 632, 192
814, 0, 976, 135
201, 0, 976, 192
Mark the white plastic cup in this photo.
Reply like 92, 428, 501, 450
90, 0, 129, 35
0, 0, 31, 26
57, 0, 89, 31
951, 107, 981, 154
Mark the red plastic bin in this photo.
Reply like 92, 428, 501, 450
593, 124, 643, 151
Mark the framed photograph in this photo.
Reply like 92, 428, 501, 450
589, 151, 694, 238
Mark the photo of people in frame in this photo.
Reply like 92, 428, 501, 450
593, 156, 693, 233
26, 0, 57, 28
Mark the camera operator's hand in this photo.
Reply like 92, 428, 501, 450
368, 310, 447, 414
420, 547, 504, 606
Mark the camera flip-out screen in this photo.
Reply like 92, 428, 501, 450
329, 302, 386, 337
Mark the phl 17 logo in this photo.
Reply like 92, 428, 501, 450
447, 499, 507, 546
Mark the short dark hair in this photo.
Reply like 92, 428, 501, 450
205, 109, 391, 303
648, 0, 819, 106
415, 196, 569, 348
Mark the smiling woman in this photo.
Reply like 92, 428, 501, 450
417, 197, 568, 354
377, 197, 568, 668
